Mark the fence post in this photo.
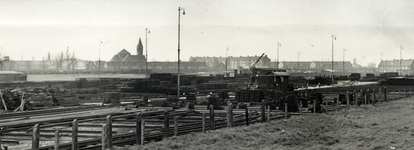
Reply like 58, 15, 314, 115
261, 100, 266, 123
299, 101, 302, 116
346, 91, 349, 109
106, 115, 112, 149
141, 120, 145, 145
284, 103, 288, 119
313, 100, 316, 113
54, 130, 59, 150
353, 90, 357, 106
373, 88, 376, 106
32, 124, 40, 150
360, 89, 364, 105
209, 105, 215, 130
136, 112, 142, 145
366, 89, 370, 104
245, 107, 249, 126
393, 89, 395, 100
248, 108, 252, 124
164, 110, 169, 138
410, 88, 412, 97
72, 119, 78, 150
0, 136, 2, 150
378, 88, 382, 103
267, 104, 271, 122
384, 87, 387, 102
202, 113, 206, 133
399, 89, 401, 99
174, 116, 179, 136
227, 103, 233, 128
102, 124, 107, 150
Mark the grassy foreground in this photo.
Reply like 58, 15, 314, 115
114, 98, 414, 150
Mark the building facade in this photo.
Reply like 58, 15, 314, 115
189, 54, 271, 71
378, 59, 414, 76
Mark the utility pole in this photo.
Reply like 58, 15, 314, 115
277, 42, 281, 69
400, 45, 403, 76
332, 35, 336, 86
146, 28, 150, 74
177, 7, 185, 98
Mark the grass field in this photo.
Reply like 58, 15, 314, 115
113, 95, 414, 150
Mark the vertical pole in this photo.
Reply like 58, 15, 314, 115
267, 104, 271, 122
378, 88, 382, 103
384, 87, 387, 102
72, 119, 78, 150
336, 95, 339, 111
174, 116, 178, 136
353, 90, 357, 106
164, 110, 170, 138
141, 120, 145, 145
106, 115, 112, 149
299, 101, 302, 116
102, 124, 107, 150
261, 100, 266, 123
202, 113, 206, 133
284, 103, 288, 119
54, 130, 59, 150
313, 100, 316, 113
0, 136, 2, 150
227, 103, 233, 128
410, 88, 412, 97
245, 107, 249, 126
346, 91, 349, 109
136, 113, 142, 145
373, 88, 376, 106
393, 89, 395, 100
209, 105, 215, 130
399, 89, 401, 99
248, 108, 252, 124
32, 124, 40, 150
366, 89, 369, 104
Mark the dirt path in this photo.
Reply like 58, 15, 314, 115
114, 98, 414, 150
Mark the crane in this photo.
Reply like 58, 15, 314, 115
248, 53, 265, 73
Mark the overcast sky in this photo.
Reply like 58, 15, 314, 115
1, 0, 414, 66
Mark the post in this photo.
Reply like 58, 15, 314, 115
245, 107, 249, 126
227, 103, 233, 128
164, 110, 170, 138
32, 124, 40, 150
106, 115, 112, 148
313, 100, 316, 113
346, 91, 349, 109
267, 104, 271, 122
0, 136, 2, 150
399, 89, 401, 99
202, 113, 206, 133
284, 102, 288, 119
72, 119, 78, 150
261, 100, 266, 123
136, 112, 142, 145
384, 87, 387, 101
410, 88, 412, 97
174, 116, 179, 136
54, 130, 59, 150
102, 124, 107, 150
248, 108, 252, 124
393, 89, 395, 100
373, 88, 376, 106
209, 105, 215, 130
353, 90, 357, 106
366, 89, 369, 105
141, 120, 145, 145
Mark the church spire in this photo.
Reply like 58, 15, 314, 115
137, 38, 143, 56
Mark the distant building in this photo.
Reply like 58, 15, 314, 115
378, 59, 414, 76
189, 54, 271, 70
277, 61, 353, 72
108, 38, 147, 70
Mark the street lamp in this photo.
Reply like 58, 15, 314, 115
343, 49, 346, 75
177, 7, 185, 98
99, 39, 102, 79
226, 47, 229, 73
297, 52, 300, 71
146, 28, 150, 74
400, 45, 403, 76
331, 35, 336, 86
277, 42, 281, 69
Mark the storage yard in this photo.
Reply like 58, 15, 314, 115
0, 72, 413, 150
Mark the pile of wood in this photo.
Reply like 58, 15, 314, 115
0, 87, 60, 111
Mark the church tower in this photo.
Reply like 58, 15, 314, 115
137, 38, 143, 56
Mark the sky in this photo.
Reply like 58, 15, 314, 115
1, 0, 414, 67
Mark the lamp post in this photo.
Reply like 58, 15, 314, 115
277, 42, 281, 69
226, 47, 229, 73
331, 35, 336, 86
400, 45, 403, 76
177, 7, 185, 98
343, 49, 346, 75
99, 39, 102, 79
146, 28, 150, 74
297, 52, 300, 72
